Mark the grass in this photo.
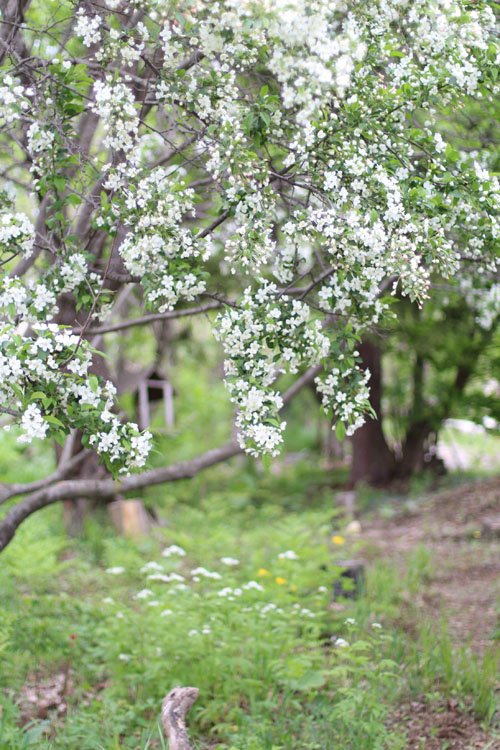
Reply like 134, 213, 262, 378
0, 451, 498, 749
0, 357, 498, 749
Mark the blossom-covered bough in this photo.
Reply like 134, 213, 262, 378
0, 0, 497, 550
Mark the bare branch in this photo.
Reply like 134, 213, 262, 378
77, 301, 221, 336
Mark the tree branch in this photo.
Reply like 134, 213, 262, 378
0, 365, 321, 551
0, 449, 90, 506
77, 301, 221, 336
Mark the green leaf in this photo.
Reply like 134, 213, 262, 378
335, 421, 346, 442
29, 391, 48, 402
53, 177, 66, 192
261, 454, 272, 471
44, 415, 66, 429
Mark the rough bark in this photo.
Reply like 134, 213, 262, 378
396, 352, 433, 477
161, 687, 199, 750
0, 0, 32, 65
350, 327, 490, 485
350, 340, 396, 485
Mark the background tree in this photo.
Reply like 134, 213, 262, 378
350, 94, 499, 485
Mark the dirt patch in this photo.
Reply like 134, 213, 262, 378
389, 700, 496, 749
360, 478, 500, 748
360, 477, 500, 653
17, 670, 73, 724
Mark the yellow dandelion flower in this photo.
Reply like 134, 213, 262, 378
258, 568, 270, 577
331, 535, 345, 545
275, 576, 287, 585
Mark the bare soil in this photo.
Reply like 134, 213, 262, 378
388, 699, 496, 749
361, 476, 500, 749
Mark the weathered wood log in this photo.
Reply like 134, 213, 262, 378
161, 686, 199, 750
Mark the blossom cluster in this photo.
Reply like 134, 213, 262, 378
0, 323, 151, 472
0, 75, 32, 125
0, 212, 34, 260
116, 168, 211, 311
215, 284, 332, 455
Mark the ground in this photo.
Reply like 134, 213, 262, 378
360, 476, 500, 749
1, 459, 498, 750
388, 700, 495, 750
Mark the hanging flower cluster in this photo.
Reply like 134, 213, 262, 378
0, 324, 151, 471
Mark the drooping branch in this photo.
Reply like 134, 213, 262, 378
0, 365, 322, 551
0, 449, 90, 506
0, 441, 241, 552
161, 687, 199, 750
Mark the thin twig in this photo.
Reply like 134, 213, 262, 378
76, 301, 221, 336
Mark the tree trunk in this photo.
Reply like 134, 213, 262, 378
396, 352, 433, 477
60, 439, 107, 536
398, 419, 435, 477
350, 340, 396, 485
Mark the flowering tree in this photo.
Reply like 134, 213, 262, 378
0, 0, 497, 549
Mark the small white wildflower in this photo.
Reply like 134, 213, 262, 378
334, 637, 349, 648
301, 608, 316, 618
160, 609, 173, 617
103, 597, 114, 604
147, 574, 168, 582
135, 588, 153, 599
105, 566, 125, 575
344, 618, 356, 626
220, 557, 239, 566
372, 622, 382, 630
162, 544, 186, 557
191, 567, 222, 580
278, 550, 299, 560
140, 561, 164, 573
118, 653, 131, 662
243, 581, 264, 591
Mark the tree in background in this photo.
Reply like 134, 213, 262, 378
0, 0, 497, 548
351, 96, 499, 485
350, 303, 498, 485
